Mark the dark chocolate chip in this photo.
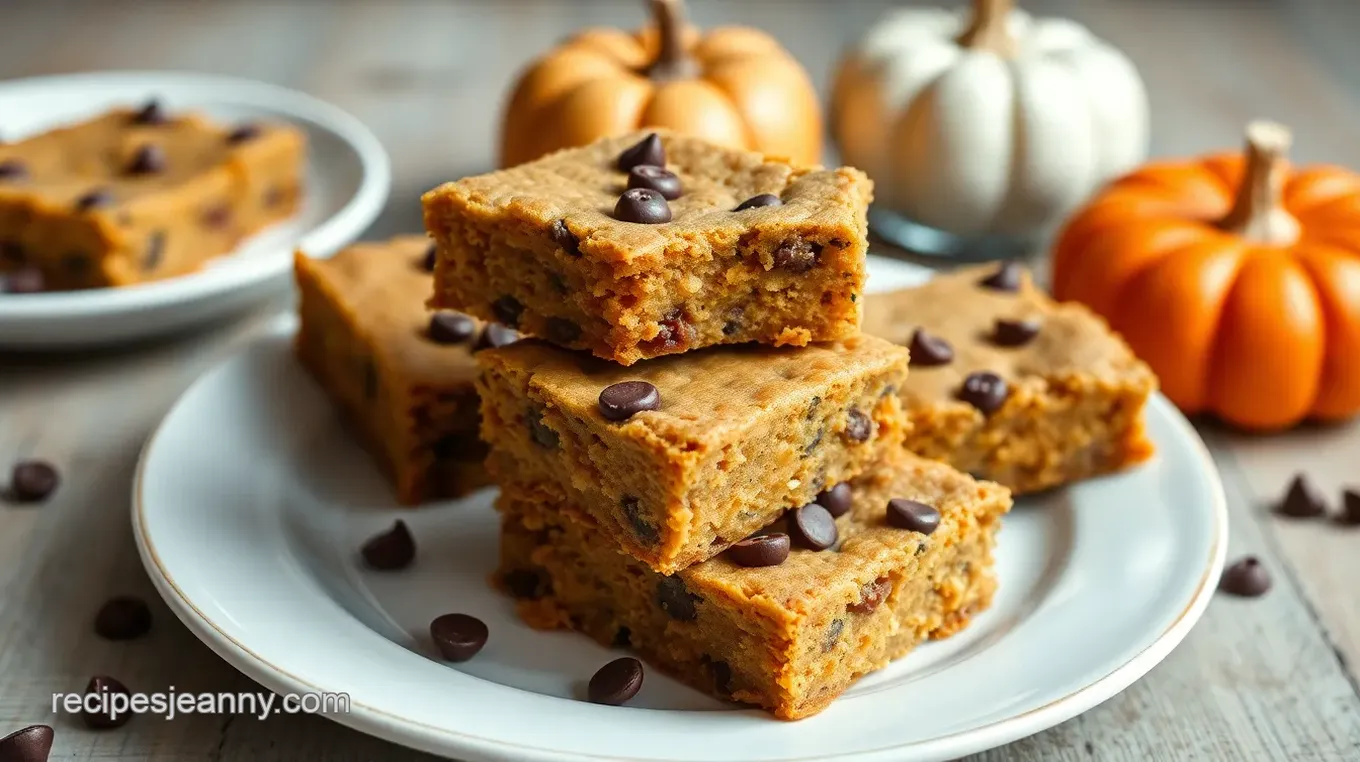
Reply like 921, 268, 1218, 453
617, 133, 664, 171
887, 498, 941, 534
1, 268, 44, 294
0, 724, 53, 762
772, 238, 820, 273
721, 319, 741, 336
142, 231, 165, 271
475, 323, 521, 351
801, 427, 825, 457
550, 219, 581, 256
599, 381, 660, 421
628, 165, 682, 200
643, 308, 692, 354
1340, 489, 1360, 526
622, 496, 659, 544
612, 626, 632, 648
126, 144, 167, 175
843, 409, 872, 443
958, 371, 1009, 414
547, 271, 568, 293
361, 520, 415, 571
705, 657, 732, 695
546, 317, 582, 345
1277, 474, 1326, 518
806, 396, 822, 418
429, 613, 488, 662
132, 99, 168, 125
74, 188, 114, 212
727, 533, 790, 567
909, 328, 954, 367
428, 311, 477, 345
1219, 556, 1270, 597
491, 295, 524, 328
527, 409, 559, 449
0, 158, 27, 180
93, 597, 152, 641
734, 193, 782, 211
504, 569, 548, 600
226, 124, 262, 144
816, 483, 852, 518
8, 461, 58, 503
978, 261, 1023, 292
588, 657, 644, 706
848, 577, 892, 614
993, 318, 1041, 347
790, 503, 837, 551
201, 204, 232, 230
421, 243, 438, 272
614, 188, 671, 224
82, 676, 132, 729
656, 576, 699, 621
362, 360, 379, 400
822, 619, 844, 652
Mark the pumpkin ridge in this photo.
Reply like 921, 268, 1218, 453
1293, 244, 1360, 419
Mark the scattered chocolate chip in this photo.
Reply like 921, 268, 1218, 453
909, 328, 954, 367
546, 317, 582, 345
790, 503, 838, 550
226, 124, 262, 144
622, 497, 659, 544
82, 676, 132, 729
475, 323, 520, 351
0, 268, 43, 294
0, 724, 53, 762
978, 262, 1023, 292
142, 231, 166, 271
7, 461, 58, 503
734, 193, 782, 211
628, 165, 682, 200
550, 219, 581, 256
421, 243, 438, 272
1340, 489, 1360, 526
704, 657, 732, 696
527, 409, 559, 449
887, 498, 941, 534
504, 569, 548, 600
721, 319, 741, 336
727, 533, 790, 567
0, 158, 27, 181
132, 99, 168, 125
201, 204, 232, 230
429, 613, 488, 662
1219, 556, 1270, 597
643, 308, 693, 353
816, 483, 852, 518
822, 619, 845, 652
656, 576, 699, 621
428, 311, 477, 344
617, 133, 664, 171
588, 657, 644, 706
74, 188, 114, 212
491, 295, 523, 328
958, 371, 1009, 414
612, 627, 632, 648
361, 520, 415, 571
93, 596, 152, 641
614, 188, 672, 224
802, 427, 825, 457
1277, 474, 1326, 518
843, 409, 872, 443
806, 396, 822, 419
125, 144, 167, 175
848, 577, 893, 614
772, 238, 820, 273
993, 318, 1041, 347
599, 381, 660, 421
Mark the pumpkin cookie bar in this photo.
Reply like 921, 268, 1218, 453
475, 334, 909, 573
295, 236, 503, 505
497, 449, 1010, 720
863, 263, 1157, 495
0, 101, 304, 291
423, 131, 871, 365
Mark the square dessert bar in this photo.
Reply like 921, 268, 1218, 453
295, 236, 503, 505
498, 449, 1011, 720
476, 334, 910, 573
423, 131, 872, 365
0, 101, 304, 291
863, 263, 1157, 495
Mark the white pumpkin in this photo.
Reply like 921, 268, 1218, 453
832, 0, 1149, 237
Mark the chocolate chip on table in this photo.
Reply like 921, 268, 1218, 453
491, 295, 524, 327
656, 576, 699, 621
1340, 489, 1360, 526
7, 460, 59, 503
361, 520, 416, 571
627, 165, 682, 200
546, 317, 582, 345
843, 409, 872, 443
142, 231, 166, 271
1219, 556, 1270, 597
0, 724, 54, 762
93, 596, 152, 641
588, 657, 644, 706
428, 311, 477, 345
993, 318, 1041, 347
978, 261, 1023, 292
74, 188, 114, 212
614, 188, 672, 224
475, 323, 520, 351
125, 144, 167, 175
1277, 473, 1326, 518
789, 503, 838, 551
550, 219, 581, 257
0, 158, 28, 181
772, 238, 820, 273
82, 676, 132, 729
887, 498, 941, 534
421, 243, 438, 272
503, 569, 548, 600
908, 328, 954, 367
822, 619, 845, 652
598, 381, 660, 421
816, 482, 853, 518
527, 409, 559, 449
1, 268, 44, 295
958, 371, 1009, 414
226, 124, 262, 144
727, 533, 790, 567
733, 193, 782, 211
622, 496, 660, 544
848, 577, 892, 614
132, 99, 168, 125
617, 133, 665, 171
429, 613, 489, 662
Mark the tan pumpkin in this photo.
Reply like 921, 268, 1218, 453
498, 0, 822, 168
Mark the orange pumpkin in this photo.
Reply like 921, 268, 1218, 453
498, 0, 822, 169
1053, 121, 1360, 431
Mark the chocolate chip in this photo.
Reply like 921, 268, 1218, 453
772, 238, 820, 273
727, 533, 790, 567
958, 371, 1009, 414
843, 409, 872, 442
82, 676, 132, 729
614, 188, 671, 224
642, 308, 693, 354
704, 657, 732, 695
1, 268, 43, 294
431, 433, 485, 462
617, 133, 664, 171
628, 165, 682, 200
1219, 556, 1270, 597
588, 657, 644, 706
429, 613, 488, 662
721, 319, 741, 336
546, 317, 581, 345
612, 627, 632, 648
93, 597, 152, 641
1277, 474, 1326, 518
0, 725, 53, 762
822, 619, 845, 652
790, 503, 837, 550
428, 311, 477, 344
550, 219, 581, 256
8, 461, 58, 503
74, 188, 114, 212
734, 193, 782, 211
848, 577, 892, 614
226, 124, 261, 144
816, 483, 852, 518
806, 396, 822, 418
491, 295, 523, 327
802, 427, 824, 457
361, 520, 415, 571
475, 323, 520, 351
504, 569, 548, 600
132, 99, 168, 125
547, 271, 568, 293
598, 381, 660, 421
63, 253, 90, 274
979, 262, 1023, 292
1340, 489, 1360, 526
622, 497, 659, 544
421, 243, 438, 272
527, 409, 559, 449
0, 159, 27, 180
201, 204, 232, 230
656, 576, 699, 621
909, 328, 954, 367
993, 318, 1041, 347
142, 231, 166, 271
887, 498, 941, 534
126, 144, 166, 175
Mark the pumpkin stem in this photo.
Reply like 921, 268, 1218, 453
648, 0, 697, 81
957, 0, 1018, 57
1218, 121, 1301, 246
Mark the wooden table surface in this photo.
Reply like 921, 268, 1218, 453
3, 1, 1360, 759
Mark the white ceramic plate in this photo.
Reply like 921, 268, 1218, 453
0, 71, 390, 349
133, 257, 1227, 762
